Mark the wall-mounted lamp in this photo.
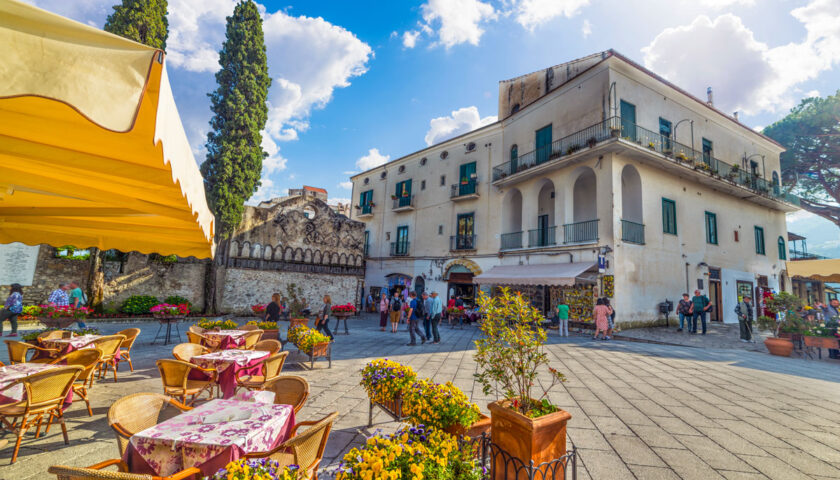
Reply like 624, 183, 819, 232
600, 246, 613, 255
697, 261, 708, 268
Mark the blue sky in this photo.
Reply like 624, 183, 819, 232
30, 0, 840, 256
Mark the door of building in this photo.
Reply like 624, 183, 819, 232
537, 214, 549, 246
457, 213, 475, 249
620, 100, 636, 141
708, 268, 722, 322
535, 124, 552, 164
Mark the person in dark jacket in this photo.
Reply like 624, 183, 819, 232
316, 295, 334, 340
677, 293, 692, 332
735, 295, 754, 343
264, 293, 282, 324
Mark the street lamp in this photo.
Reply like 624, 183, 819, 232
673, 119, 694, 154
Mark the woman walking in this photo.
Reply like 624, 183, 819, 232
379, 293, 389, 331
593, 298, 612, 340
0, 284, 23, 337
264, 293, 282, 325
316, 295, 335, 341
603, 298, 616, 340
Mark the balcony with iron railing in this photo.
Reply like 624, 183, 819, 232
491, 116, 799, 208
528, 227, 557, 247
501, 220, 598, 250
789, 249, 828, 260
450, 234, 477, 251
621, 220, 645, 245
500, 231, 523, 250
390, 241, 410, 257
450, 179, 479, 200
392, 195, 415, 212
563, 220, 599, 244
356, 203, 374, 218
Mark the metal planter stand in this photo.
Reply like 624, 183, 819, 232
151, 315, 184, 345
368, 395, 409, 427
465, 433, 577, 480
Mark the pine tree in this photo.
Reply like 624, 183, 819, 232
103, 0, 168, 50
201, 0, 271, 312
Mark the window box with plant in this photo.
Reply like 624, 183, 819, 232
474, 288, 570, 477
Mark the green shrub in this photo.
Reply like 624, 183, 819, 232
121, 295, 160, 315
164, 295, 192, 310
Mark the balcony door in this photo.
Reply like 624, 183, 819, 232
537, 214, 549, 246
395, 225, 409, 254
457, 213, 474, 249
396, 179, 412, 207
459, 162, 476, 195
620, 100, 636, 141
536, 124, 552, 164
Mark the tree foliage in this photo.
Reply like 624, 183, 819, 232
103, 0, 168, 50
201, 0, 271, 239
763, 92, 840, 227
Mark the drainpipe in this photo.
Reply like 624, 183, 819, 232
685, 262, 690, 293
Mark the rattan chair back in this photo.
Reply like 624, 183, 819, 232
186, 331, 205, 345
90, 335, 125, 361
5, 340, 33, 363
239, 324, 259, 331
116, 329, 140, 351
37, 330, 69, 341
254, 339, 282, 355
265, 375, 309, 413
1, 366, 83, 412
241, 330, 263, 349
188, 325, 205, 335
172, 343, 209, 362
156, 359, 193, 392
108, 392, 191, 457
48, 464, 154, 479
286, 411, 338, 473
263, 351, 289, 380
53, 349, 103, 381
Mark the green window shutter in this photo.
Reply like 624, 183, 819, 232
777, 236, 786, 260
754, 227, 765, 255
662, 198, 677, 235
705, 212, 717, 245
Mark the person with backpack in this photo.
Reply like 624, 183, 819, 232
67, 281, 87, 328
691, 289, 712, 335
405, 291, 427, 346
389, 293, 402, 333
0, 284, 23, 337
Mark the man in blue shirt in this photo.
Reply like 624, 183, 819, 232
405, 291, 427, 346
429, 291, 443, 344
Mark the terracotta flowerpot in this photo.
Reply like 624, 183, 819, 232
764, 337, 793, 357
488, 399, 571, 480
290, 318, 309, 329
803, 336, 839, 349
444, 413, 491, 438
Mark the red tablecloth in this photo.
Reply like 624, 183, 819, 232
123, 399, 295, 477
190, 350, 269, 398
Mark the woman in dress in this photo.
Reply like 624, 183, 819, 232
264, 293, 282, 325
593, 298, 612, 341
379, 293, 389, 331
316, 294, 334, 341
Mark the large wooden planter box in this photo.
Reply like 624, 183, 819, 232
803, 336, 839, 349
444, 413, 491, 438
290, 318, 309, 329
261, 328, 279, 341
299, 341, 331, 369
489, 399, 571, 480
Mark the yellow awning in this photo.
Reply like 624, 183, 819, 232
787, 259, 840, 283
0, 0, 215, 258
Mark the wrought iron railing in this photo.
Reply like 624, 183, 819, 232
451, 179, 480, 198
392, 195, 414, 209
789, 249, 828, 260
528, 227, 557, 247
621, 220, 645, 244
357, 204, 373, 215
501, 231, 523, 250
390, 241, 409, 256
450, 234, 477, 251
491, 117, 799, 206
563, 220, 599, 244
462, 433, 578, 480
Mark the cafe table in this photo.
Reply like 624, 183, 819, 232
190, 349, 269, 398
0, 363, 73, 409
202, 330, 250, 350
123, 398, 295, 477
41, 334, 102, 356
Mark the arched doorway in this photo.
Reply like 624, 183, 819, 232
502, 188, 523, 249
569, 167, 597, 243
386, 273, 412, 299
444, 259, 483, 307
621, 165, 644, 244
534, 179, 556, 246
414, 276, 425, 297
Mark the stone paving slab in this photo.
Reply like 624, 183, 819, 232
0, 314, 838, 479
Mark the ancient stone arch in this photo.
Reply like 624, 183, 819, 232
304, 248, 313, 263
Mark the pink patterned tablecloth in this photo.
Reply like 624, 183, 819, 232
123, 399, 295, 477
0, 363, 58, 403
203, 330, 250, 350
42, 334, 101, 354
191, 350, 269, 398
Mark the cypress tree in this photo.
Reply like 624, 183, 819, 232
104, 0, 168, 50
201, 0, 271, 312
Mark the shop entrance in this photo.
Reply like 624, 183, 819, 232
448, 272, 475, 307
709, 267, 722, 322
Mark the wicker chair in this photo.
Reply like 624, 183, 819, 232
236, 351, 289, 392
188, 325, 205, 335
48, 459, 201, 479
186, 331, 220, 350
155, 359, 216, 406
239, 330, 264, 350
239, 324, 260, 331
108, 393, 192, 457
253, 339, 283, 355
116, 328, 141, 372
5, 340, 59, 364
37, 330, 70, 342
245, 411, 338, 480
171, 343, 209, 362
50, 349, 103, 416
0, 365, 84, 463
264, 375, 309, 414
79, 335, 126, 385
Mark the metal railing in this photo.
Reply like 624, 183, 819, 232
501, 231, 523, 250
528, 226, 557, 247
789, 249, 828, 260
357, 204, 373, 215
564, 219, 599, 244
491, 116, 800, 206
392, 195, 414, 209
464, 433, 577, 480
451, 179, 479, 198
450, 234, 477, 251
390, 241, 410, 256
621, 220, 645, 244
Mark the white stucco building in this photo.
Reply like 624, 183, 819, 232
349, 50, 798, 326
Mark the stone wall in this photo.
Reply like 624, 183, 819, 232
220, 268, 361, 313
101, 253, 207, 310
1, 246, 90, 304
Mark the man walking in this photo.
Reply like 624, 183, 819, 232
735, 295, 754, 342
405, 291, 427, 346
691, 289, 712, 335
421, 292, 433, 339
556, 300, 569, 337
429, 291, 443, 344
67, 281, 87, 328
47, 283, 70, 306
677, 293, 692, 332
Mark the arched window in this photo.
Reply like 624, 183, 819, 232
772, 172, 780, 195
510, 145, 518, 174
778, 236, 787, 260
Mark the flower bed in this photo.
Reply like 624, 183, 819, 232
402, 379, 481, 432
336, 426, 482, 480
251, 303, 268, 315
207, 458, 305, 479
331, 303, 356, 315
150, 303, 190, 317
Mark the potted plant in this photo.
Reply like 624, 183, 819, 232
251, 303, 268, 316
34, 305, 93, 329
402, 379, 488, 437
474, 288, 569, 479
390, 194, 397, 200
247, 320, 279, 340
566, 144, 580, 155
758, 292, 804, 356
803, 318, 839, 350
283, 283, 308, 329
361, 359, 416, 423
150, 303, 190, 318
461, 177, 469, 185
207, 458, 305, 479
610, 125, 622, 137
647, 141, 657, 150
288, 325, 331, 368
587, 136, 597, 148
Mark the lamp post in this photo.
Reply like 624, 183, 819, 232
673, 119, 694, 155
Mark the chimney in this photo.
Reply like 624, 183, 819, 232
707, 87, 714, 107
733, 111, 739, 121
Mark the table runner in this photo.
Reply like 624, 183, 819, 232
203, 330, 250, 350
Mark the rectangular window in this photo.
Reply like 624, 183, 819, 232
535, 124, 552, 164
702, 138, 713, 164
659, 118, 672, 150
662, 198, 677, 235
455, 213, 475, 250
754, 226, 765, 255
421, 180, 426, 190
440, 175, 446, 186
395, 225, 409, 255
363, 231, 369, 257
395, 179, 412, 197
438, 225, 443, 235
360, 190, 373, 206
458, 162, 477, 195
705, 211, 718, 245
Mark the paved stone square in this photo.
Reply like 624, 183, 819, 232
0, 314, 838, 479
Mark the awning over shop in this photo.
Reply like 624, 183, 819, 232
474, 262, 597, 286
0, 0, 215, 258
787, 259, 840, 283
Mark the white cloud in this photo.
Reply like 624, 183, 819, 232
166, 0, 237, 72
26, 0, 111, 27
581, 19, 592, 38
248, 177, 282, 205
261, 136, 288, 173
424, 106, 497, 146
805, 89, 821, 98
420, 0, 497, 48
513, 0, 590, 31
402, 30, 420, 48
696, 0, 755, 8
356, 148, 390, 171
327, 197, 351, 206
343, 170, 358, 175
338, 181, 353, 190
